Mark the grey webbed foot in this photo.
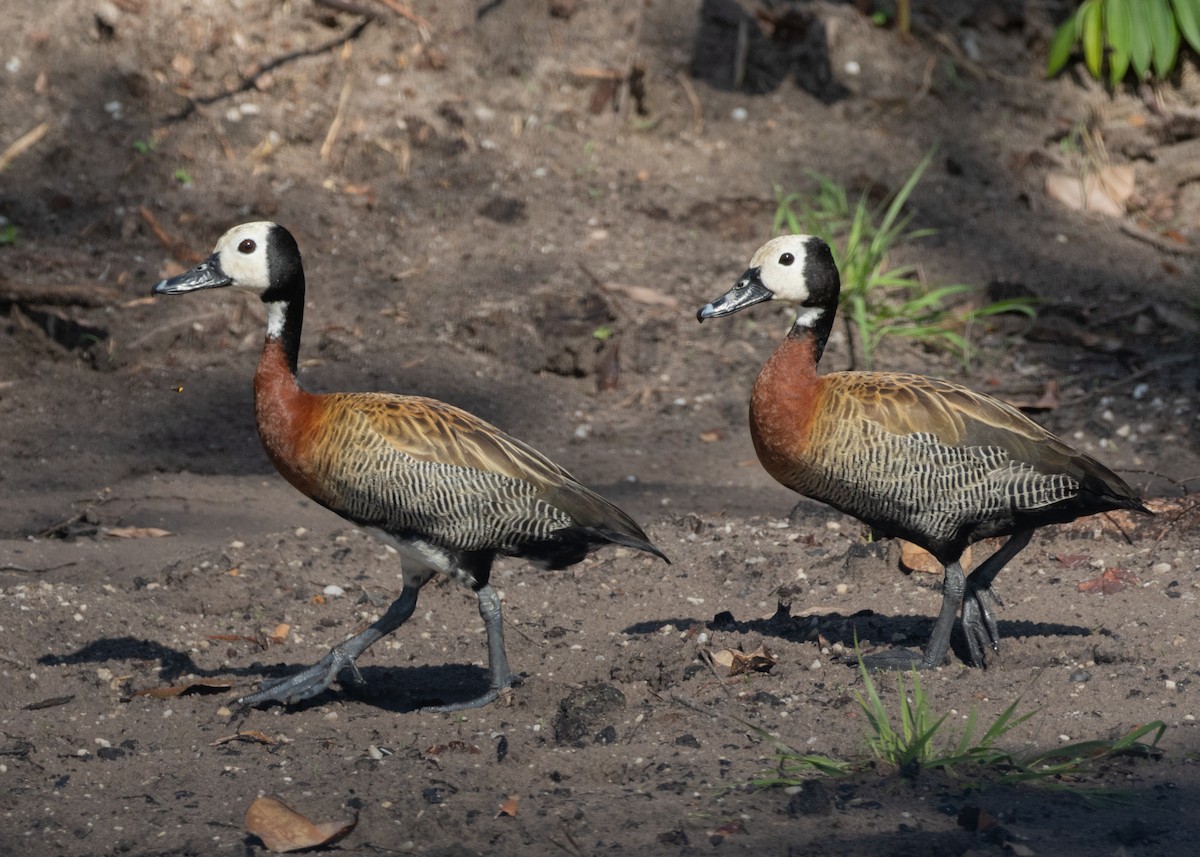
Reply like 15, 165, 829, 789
238, 649, 361, 707
960, 582, 1003, 667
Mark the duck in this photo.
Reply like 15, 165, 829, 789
152, 221, 667, 711
697, 234, 1148, 669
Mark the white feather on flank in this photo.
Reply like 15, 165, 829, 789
265, 301, 288, 339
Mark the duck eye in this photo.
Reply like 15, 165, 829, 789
779, 252, 795, 266
238, 239, 256, 254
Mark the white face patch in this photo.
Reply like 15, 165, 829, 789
749, 235, 815, 304
211, 221, 275, 294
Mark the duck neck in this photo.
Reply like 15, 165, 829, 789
264, 298, 305, 376
788, 305, 834, 364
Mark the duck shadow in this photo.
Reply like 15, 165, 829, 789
623, 607, 1094, 667
38, 636, 493, 714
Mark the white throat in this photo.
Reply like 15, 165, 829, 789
793, 306, 825, 330
265, 301, 288, 338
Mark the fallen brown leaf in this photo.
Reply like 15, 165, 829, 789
211, 730, 278, 747
1046, 165, 1134, 217
603, 281, 680, 309
712, 820, 747, 837
105, 526, 173, 539
899, 541, 972, 574
705, 643, 776, 677
134, 677, 234, 699
1077, 567, 1140, 595
496, 794, 520, 818
425, 740, 481, 756
1055, 554, 1089, 567
245, 795, 357, 853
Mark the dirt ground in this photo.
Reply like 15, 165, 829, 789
2, 0, 1200, 854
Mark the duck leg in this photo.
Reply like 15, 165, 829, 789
959, 529, 1033, 666
859, 558, 967, 671
239, 584, 421, 707
421, 584, 515, 713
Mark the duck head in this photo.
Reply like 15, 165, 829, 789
697, 234, 840, 328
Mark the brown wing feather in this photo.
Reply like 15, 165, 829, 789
339, 393, 576, 487
309, 392, 662, 557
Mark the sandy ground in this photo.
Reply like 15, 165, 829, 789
2, 1, 1199, 855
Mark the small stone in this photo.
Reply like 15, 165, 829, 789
1069, 669, 1091, 683
323, 584, 345, 598
1153, 562, 1173, 575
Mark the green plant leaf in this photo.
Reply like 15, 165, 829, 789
1046, 10, 1081, 77
1129, 2, 1155, 76
1171, 0, 1200, 52
1148, 0, 1182, 78
1105, 0, 1134, 84
1080, 0, 1105, 79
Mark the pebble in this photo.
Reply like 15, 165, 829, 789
323, 584, 345, 598
1069, 669, 1091, 683
730, 107, 748, 122
1153, 562, 1173, 575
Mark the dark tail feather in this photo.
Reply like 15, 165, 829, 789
508, 525, 669, 570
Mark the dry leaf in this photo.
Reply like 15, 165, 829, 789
1055, 554, 1089, 567
712, 820, 747, 837
496, 794, 520, 818
245, 796, 357, 853
899, 542, 972, 574
1077, 567, 1140, 595
705, 643, 776, 677
211, 730, 277, 747
900, 541, 940, 575
134, 677, 234, 698
1046, 165, 1134, 217
603, 282, 680, 309
106, 526, 173, 539
425, 740, 480, 757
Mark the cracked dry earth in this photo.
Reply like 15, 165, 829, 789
2, 0, 1200, 855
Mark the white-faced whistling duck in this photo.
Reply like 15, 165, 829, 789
153, 222, 667, 711
697, 234, 1148, 670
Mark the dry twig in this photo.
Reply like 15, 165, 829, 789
165, 17, 372, 122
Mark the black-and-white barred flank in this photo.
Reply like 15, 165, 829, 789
783, 423, 1081, 546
